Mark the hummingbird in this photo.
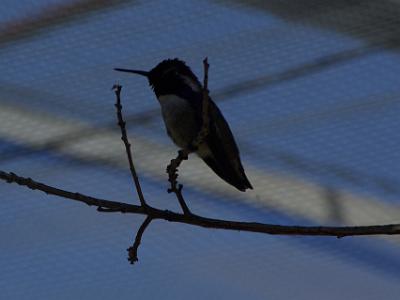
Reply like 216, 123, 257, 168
115, 58, 253, 191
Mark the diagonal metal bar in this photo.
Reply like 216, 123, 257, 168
0, 0, 133, 46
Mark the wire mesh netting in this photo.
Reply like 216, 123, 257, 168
0, 0, 400, 299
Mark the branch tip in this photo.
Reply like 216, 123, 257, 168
112, 83, 122, 92
128, 216, 152, 264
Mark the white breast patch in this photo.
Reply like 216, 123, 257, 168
157, 94, 198, 148
158, 95, 189, 121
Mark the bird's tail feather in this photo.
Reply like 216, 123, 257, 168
202, 155, 253, 192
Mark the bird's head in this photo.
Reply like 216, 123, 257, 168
115, 58, 202, 97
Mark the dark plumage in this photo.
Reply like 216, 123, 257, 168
115, 58, 253, 191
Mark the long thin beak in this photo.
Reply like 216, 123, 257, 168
114, 68, 149, 77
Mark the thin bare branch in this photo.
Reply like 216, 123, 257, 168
0, 170, 141, 213
127, 216, 153, 264
112, 84, 148, 209
201, 57, 210, 132
2, 169, 400, 238
191, 57, 210, 148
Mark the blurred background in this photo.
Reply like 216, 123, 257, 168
1, 0, 400, 299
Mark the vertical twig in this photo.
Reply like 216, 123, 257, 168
112, 84, 148, 209
113, 84, 153, 263
191, 57, 210, 148
200, 57, 210, 139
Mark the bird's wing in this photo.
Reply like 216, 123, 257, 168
199, 98, 253, 191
